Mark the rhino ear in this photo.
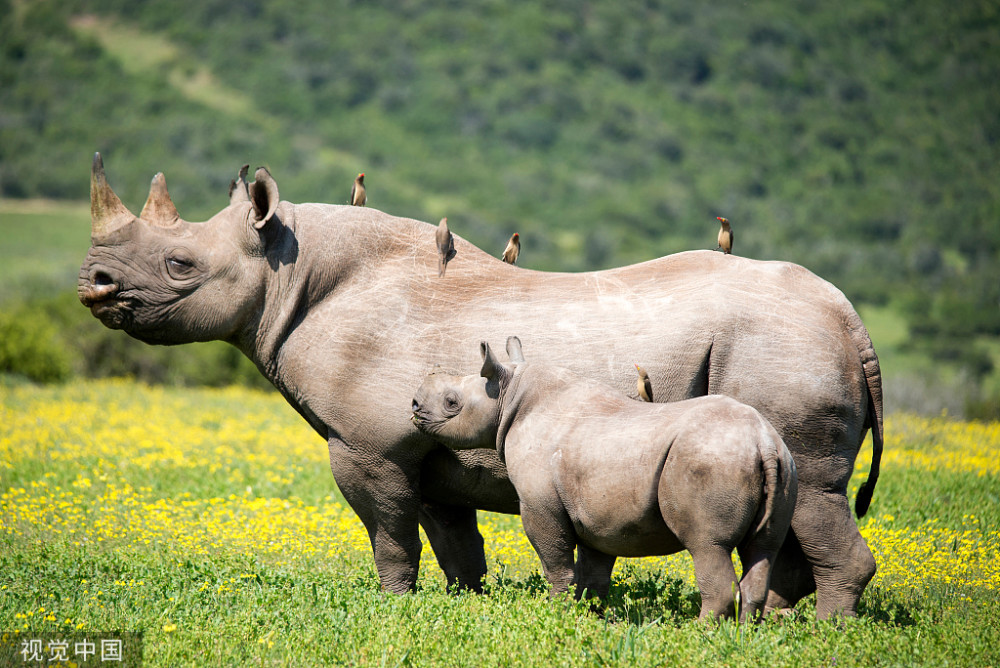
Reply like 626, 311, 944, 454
229, 164, 250, 205
249, 166, 279, 229
505, 336, 526, 364
480, 341, 500, 380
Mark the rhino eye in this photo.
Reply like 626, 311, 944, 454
166, 255, 196, 278
444, 393, 460, 410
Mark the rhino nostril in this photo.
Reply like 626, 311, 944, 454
79, 269, 120, 306
412, 399, 420, 413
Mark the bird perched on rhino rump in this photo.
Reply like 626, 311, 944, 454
435, 217, 456, 277
502, 232, 520, 265
350, 173, 366, 206
635, 364, 653, 402
716, 216, 733, 255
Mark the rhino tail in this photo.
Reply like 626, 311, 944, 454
854, 373, 883, 518
847, 310, 884, 518
752, 425, 782, 540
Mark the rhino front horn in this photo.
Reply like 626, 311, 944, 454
140, 172, 180, 226
90, 152, 135, 239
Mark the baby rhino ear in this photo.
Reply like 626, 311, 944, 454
480, 341, 500, 380
505, 336, 525, 364
480, 341, 514, 393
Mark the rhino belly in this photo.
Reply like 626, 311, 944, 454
555, 455, 685, 558
573, 512, 684, 558
418, 447, 521, 514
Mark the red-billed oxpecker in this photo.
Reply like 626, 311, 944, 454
436, 217, 456, 278
502, 232, 520, 265
351, 173, 366, 206
717, 216, 733, 255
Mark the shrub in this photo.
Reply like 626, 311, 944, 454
0, 304, 72, 382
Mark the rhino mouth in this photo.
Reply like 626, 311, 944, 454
78, 276, 135, 331
90, 298, 134, 330
411, 410, 430, 430
77, 265, 129, 327
410, 407, 444, 434
79, 284, 117, 307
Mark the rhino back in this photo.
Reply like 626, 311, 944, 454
496, 372, 769, 557
261, 206, 866, 486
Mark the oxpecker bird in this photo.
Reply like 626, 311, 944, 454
716, 216, 733, 255
350, 173, 367, 206
502, 232, 520, 265
435, 217, 456, 277
635, 364, 653, 402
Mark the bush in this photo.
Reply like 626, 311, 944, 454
0, 304, 72, 382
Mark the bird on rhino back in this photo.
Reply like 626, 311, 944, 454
78, 154, 883, 619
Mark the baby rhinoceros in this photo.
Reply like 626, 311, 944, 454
411, 337, 797, 622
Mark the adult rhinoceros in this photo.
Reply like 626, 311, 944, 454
78, 154, 883, 618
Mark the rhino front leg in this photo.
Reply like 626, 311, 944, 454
520, 505, 577, 595
327, 434, 422, 593
418, 503, 487, 592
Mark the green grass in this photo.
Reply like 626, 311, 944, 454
2, 380, 998, 666
0, 199, 90, 303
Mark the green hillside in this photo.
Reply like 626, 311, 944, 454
1, 0, 998, 414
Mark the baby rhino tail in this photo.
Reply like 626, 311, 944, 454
752, 416, 797, 541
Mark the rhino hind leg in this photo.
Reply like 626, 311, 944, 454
417, 503, 487, 592
574, 543, 616, 599
737, 538, 787, 623
689, 544, 740, 620
764, 529, 816, 614
784, 490, 876, 619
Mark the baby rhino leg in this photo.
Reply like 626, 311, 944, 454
520, 505, 577, 595
688, 544, 740, 619
737, 543, 775, 622
659, 439, 760, 620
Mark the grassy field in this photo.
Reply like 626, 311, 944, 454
0, 199, 91, 303
1, 378, 998, 666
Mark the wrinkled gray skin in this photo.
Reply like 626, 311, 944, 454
78, 155, 884, 618
412, 339, 798, 621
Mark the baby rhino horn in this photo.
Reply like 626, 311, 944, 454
90, 152, 135, 239
139, 172, 180, 226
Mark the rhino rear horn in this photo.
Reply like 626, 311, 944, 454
140, 172, 180, 226
505, 336, 526, 364
90, 152, 135, 239
249, 166, 279, 229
